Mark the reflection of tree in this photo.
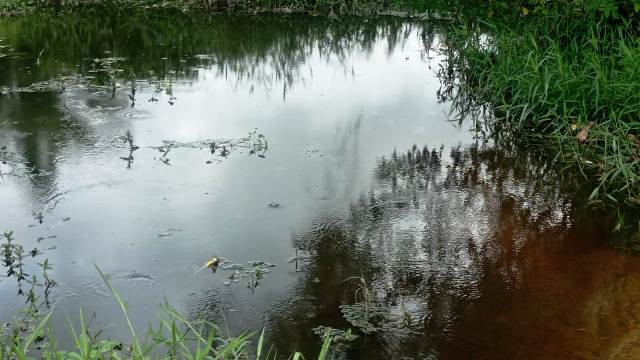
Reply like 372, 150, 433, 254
0, 11, 415, 93
0, 92, 90, 213
263, 144, 640, 359
0, 13, 433, 221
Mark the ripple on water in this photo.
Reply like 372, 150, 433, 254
121, 110, 148, 120
81, 270, 155, 297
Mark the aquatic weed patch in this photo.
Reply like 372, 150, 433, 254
1, 231, 57, 309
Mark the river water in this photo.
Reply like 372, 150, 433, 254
1, 11, 639, 359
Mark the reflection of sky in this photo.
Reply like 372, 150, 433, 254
0, 25, 470, 340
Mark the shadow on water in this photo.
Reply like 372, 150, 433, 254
260, 145, 640, 359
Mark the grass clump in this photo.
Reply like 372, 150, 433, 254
0, 263, 334, 360
443, 9, 640, 215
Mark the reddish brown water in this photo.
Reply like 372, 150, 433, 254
441, 205, 640, 359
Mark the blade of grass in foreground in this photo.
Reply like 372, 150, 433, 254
256, 327, 265, 360
317, 329, 332, 360
94, 262, 144, 359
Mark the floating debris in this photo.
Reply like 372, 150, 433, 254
222, 263, 245, 271
192, 256, 226, 275
204, 256, 220, 269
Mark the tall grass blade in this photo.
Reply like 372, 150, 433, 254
93, 262, 144, 359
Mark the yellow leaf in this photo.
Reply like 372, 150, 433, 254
204, 256, 220, 268
521, 7, 529, 16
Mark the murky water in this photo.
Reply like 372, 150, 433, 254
1, 11, 639, 359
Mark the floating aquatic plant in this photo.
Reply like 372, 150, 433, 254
1, 231, 56, 310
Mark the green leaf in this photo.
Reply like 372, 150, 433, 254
256, 327, 265, 360
317, 329, 332, 360
24, 310, 54, 352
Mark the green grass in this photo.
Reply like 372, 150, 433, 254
441, 11, 640, 217
0, 0, 429, 16
0, 263, 334, 360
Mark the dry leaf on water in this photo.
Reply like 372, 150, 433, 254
576, 122, 594, 143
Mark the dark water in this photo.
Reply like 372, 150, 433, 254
1, 11, 639, 359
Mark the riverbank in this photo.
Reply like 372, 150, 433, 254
440, 3, 640, 236
0, 0, 423, 16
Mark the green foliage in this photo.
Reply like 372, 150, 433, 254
582, 0, 640, 19
0, 264, 337, 360
519, 0, 640, 21
443, 11, 640, 209
0, 0, 429, 15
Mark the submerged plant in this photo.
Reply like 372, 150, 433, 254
120, 130, 140, 169
247, 130, 268, 158
0, 231, 57, 312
